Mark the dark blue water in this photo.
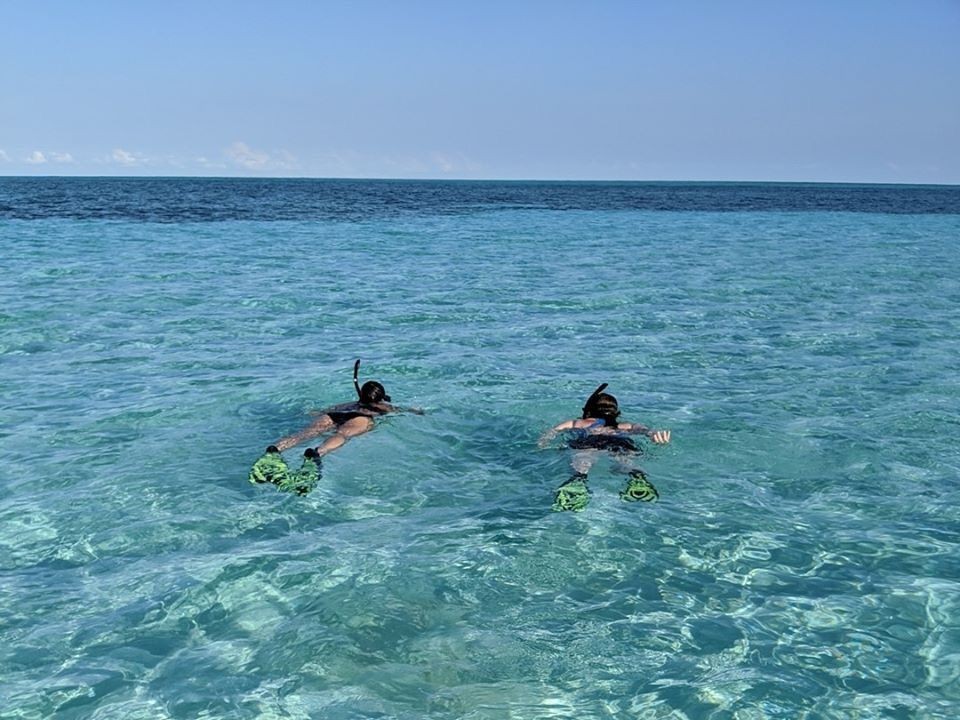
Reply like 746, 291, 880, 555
1, 177, 958, 222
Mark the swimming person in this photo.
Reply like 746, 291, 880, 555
249, 359, 419, 494
538, 383, 671, 512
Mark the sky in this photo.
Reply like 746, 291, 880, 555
1, 0, 958, 183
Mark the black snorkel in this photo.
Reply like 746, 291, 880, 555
581, 383, 608, 418
353, 359, 391, 406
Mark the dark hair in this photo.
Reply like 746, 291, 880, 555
353, 359, 391, 405
583, 391, 620, 423
359, 380, 389, 405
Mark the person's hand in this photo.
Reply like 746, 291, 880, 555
650, 430, 671, 444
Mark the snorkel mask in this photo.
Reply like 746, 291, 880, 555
582, 382, 620, 423
353, 359, 391, 405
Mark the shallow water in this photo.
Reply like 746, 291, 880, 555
2, 179, 959, 718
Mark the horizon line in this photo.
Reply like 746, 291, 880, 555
1, 174, 958, 188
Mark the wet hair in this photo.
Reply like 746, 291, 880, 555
359, 380, 389, 405
582, 383, 620, 424
353, 359, 391, 405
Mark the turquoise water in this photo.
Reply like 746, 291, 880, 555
2, 180, 960, 718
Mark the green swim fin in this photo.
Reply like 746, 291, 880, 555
279, 448, 322, 496
249, 445, 290, 486
553, 474, 590, 512
620, 470, 659, 503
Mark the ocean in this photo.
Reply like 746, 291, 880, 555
2, 178, 959, 719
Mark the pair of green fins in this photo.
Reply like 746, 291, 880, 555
552, 470, 659, 512
248, 446, 321, 496
250, 447, 658, 511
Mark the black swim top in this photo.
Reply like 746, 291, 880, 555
567, 420, 638, 454
568, 434, 639, 454
326, 404, 388, 426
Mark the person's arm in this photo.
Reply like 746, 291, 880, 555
384, 403, 425, 415
621, 422, 671, 444
538, 419, 576, 449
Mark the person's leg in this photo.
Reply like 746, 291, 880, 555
571, 451, 597, 477
553, 451, 597, 512
250, 414, 336, 487
274, 415, 336, 452
316, 416, 375, 456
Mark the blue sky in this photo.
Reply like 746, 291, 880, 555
1, 0, 957, 182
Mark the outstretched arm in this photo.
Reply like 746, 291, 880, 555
538, 419, 576, 449
390, 404, 425, 415
622, 423, 671, 444
359, 401, 426, 416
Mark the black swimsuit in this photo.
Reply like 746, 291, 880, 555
568, 420, 639, 454
568, 434, 639, 454
326, 405, 386, 426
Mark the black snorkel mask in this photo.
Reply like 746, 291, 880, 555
582, 382, 621, 425
353, 359, 391, 405
581, 383, 609, 418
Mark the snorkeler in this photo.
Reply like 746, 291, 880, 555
249, 360, 419, 494
538, 383, 671, 512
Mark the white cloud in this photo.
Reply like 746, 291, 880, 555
366, 151, 482, 178
382, 154, 428, 174
225, 142, 297, 171
226, 141, 270, 169
431, 153, 457, 174
18, 150, 75, 165
0, 149, 9, 162
195, 156, 226, 170
431, 152, 482, 176
275, 150, 297, 170
112, 148, 142, 165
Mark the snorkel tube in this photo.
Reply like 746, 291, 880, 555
353, 359, 363, 399
581, 383, 609, 418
